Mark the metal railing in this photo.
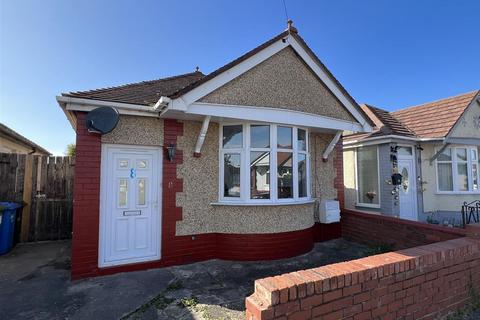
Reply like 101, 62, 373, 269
462, 200, 480, 227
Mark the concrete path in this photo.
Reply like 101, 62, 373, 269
0, 239, 370, 320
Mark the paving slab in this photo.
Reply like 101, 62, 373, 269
0, 238, 370, 319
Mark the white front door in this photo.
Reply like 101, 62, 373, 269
398, 157, 417, 221
99, 145, 161, 267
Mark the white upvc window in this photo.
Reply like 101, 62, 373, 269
219, 123, 310, 204
355, 145, 380, 208
436, 146, 480, 193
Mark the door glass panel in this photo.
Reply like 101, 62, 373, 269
224, 154, 241, 197
397, 147, 412, 156
250, 125, 270, 148
250, 151, 270, 199
277, 126, 292, 149
223, 125, 243, 148
137, 178, 146, 205
471, 149, 478, 161
119, 179, 128, 207
277, 152, 293, 199
137, 160, 148, 169
118, 159, 129, 169
298, 153, 307, 198
401, 167, 409, 193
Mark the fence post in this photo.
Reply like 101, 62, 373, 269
20, 154, 33, 242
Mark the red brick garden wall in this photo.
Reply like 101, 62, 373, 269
246, 231, 480, 320
342, 209, 466, 250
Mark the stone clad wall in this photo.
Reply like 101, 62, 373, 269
246, 230, 480, 320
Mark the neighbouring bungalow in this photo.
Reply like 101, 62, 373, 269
57, 23, 374, 279
344, 90, 480, 226
0, 122, 51, 155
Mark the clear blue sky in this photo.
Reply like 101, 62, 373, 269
1, 0, 479, 155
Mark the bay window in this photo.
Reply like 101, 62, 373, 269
355, 146, 380, 207
436, 146, 480, 193
220, 123, 310, 203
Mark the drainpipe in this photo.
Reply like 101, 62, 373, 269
194, 116, 211, 157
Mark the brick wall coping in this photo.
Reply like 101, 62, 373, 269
343, 209, 467, 237
246, 235, 480, 320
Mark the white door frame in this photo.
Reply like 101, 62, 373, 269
397, 145, 418, 221
98, 144, 162, 267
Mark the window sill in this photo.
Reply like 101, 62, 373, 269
211, 199, 316, 206
355, 203, 381, 209
435, 192, 480, 195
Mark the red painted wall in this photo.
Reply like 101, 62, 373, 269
71, 112, 102, 279
71, 115, 342, 279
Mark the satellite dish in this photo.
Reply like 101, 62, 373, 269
85, 107, 119, 134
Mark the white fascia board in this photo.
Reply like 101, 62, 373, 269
343, 134, 443, 148
187, 102, 364, 132
287, 36, 372, 132
56, 96, 159, 117
56, 98, 77, 131
169, 39, 289, 110
446, 138, 480, 146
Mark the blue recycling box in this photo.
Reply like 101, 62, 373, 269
0, 202, 22, 255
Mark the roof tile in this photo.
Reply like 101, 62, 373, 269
392, 90, 479, 138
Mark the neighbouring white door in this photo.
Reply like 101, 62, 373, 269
99, 145, 161, 267
398, 157, 417, 221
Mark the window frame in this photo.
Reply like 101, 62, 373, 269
435, 146, 480, 194
354, 145, 381, 208
218, 122, 311, 204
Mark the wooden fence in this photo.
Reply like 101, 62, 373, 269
0, 153, 74, 242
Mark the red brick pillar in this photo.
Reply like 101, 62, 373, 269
333, 138, 344, 210
71, 112, 102, 279
466, 223, 480, 240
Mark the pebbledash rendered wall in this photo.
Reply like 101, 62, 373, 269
71, 113, 344, 279
246, 222, 480, 320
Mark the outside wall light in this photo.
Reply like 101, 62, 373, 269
166, 144, 176, 162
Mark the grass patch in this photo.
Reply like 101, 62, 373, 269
178, 296, 198, 308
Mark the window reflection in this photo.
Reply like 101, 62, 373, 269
224, 154, 241, 197
277, 126, 292, 149
250, 151, 270, 199
251, 125, 270, 148
277, 152, 293, 198
223, 125, 243, 148
298, 154, 307, 198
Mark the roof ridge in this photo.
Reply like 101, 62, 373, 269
392, 90, 479, 114
65, 71, 204, 96
168, 31, 290, 99
362, 103, 417, 137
